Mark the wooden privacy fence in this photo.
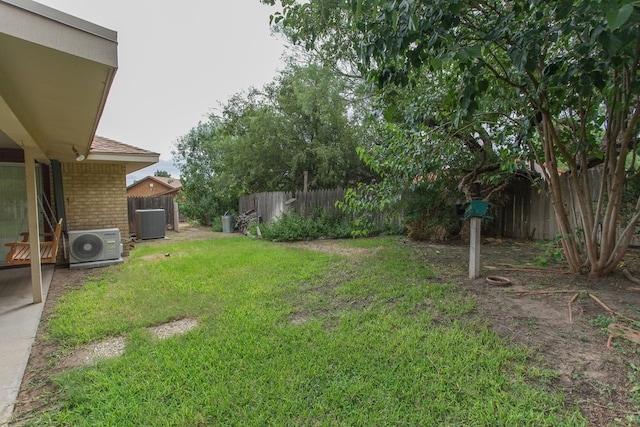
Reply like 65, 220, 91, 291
239, 189, 346, 224
238, 188, 401, 225
127, 195, 179, 236
240, 166, 639, 244
502, 165, 640, 245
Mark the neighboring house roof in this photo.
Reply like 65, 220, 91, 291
127, 175, 182, 196
88, 135, 159, 174
151, 176, 182, 189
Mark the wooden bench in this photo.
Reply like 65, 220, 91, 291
5, 218, 63, 265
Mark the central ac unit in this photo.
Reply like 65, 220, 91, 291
68, 228, 123, 269
135, 209, 166, 240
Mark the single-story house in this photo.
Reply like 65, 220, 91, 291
0, 0, 158, 303
127, 175, 182, 197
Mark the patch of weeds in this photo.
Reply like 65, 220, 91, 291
592, 381, 614, 397
570, 330, 590, 342
589, 315, 613, 329
622, 414, 640, 425
571, 371, 585, 381
258, 210, 405, 242
532, 236, 564, 266
525, 318, 539, 329
628, 362, 640, 404
627, 305, 640, 329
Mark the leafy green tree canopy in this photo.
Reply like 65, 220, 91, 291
211, 61, 376, 195
173, 61, 376, 224
173, 119, 231, 225
266, 0, 640, 278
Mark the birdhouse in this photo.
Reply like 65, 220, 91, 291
463, 200, 493, 221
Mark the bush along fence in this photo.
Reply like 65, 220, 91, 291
127, 195, 180, 237
240, 165, 640, 244
238, 188, 402, 227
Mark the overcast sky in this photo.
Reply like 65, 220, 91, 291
37, 0, 288, 166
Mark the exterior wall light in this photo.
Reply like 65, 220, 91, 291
73, 146, 85, 162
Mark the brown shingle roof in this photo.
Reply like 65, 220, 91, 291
152, 176, 182, 189
90, 135, 159, 156
126, 175, 182, 192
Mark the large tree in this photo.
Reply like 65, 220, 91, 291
213, 61, 375, 194
173, 119, 232, 225
174, 61, 376, 223
267, 0, 640, 278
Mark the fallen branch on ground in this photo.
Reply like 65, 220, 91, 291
513, 290, 640, 346
568, 293, 579, 323
487, 264, 572, 274
512, 290, 581, 295
588, 293, 615, 315
607, 323, 640, 348
621, 268, 640, 285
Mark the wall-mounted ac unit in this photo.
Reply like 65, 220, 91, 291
68, 228, 123, 269
135, 209, 165, 240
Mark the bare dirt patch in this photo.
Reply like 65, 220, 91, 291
409, 239, 640, 425
134, 224, 236, 245
284, 239, 378, 258
148, 317, 199, 339
56, 336, 127, 370
140, 253, 171, 262
56, 318, 200, 371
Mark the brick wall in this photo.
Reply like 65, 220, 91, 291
62, 162, 130, 256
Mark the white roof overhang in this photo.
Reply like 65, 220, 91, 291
87, 152, 160, 175
0, 0, 118, 163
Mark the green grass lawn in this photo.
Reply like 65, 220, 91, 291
29, 236, 584, 426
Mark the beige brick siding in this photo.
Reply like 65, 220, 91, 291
62, 162, 130, 256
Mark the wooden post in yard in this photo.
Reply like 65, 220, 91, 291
469, 217, 482, 279
173, 202, 180, 232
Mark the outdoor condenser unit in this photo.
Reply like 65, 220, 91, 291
135, 209, 166, 240
68, 228, 123, 269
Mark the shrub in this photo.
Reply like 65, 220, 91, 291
403, 183, 463, 241
257, 209, 404, 242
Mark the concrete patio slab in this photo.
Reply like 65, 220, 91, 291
0, 265, 54, 426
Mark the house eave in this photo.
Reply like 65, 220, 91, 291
1, 0, 117, 43
86, 152, 160, 174
0, 0, 118, 161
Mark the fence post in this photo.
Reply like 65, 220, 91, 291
173, 202, 180, 232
